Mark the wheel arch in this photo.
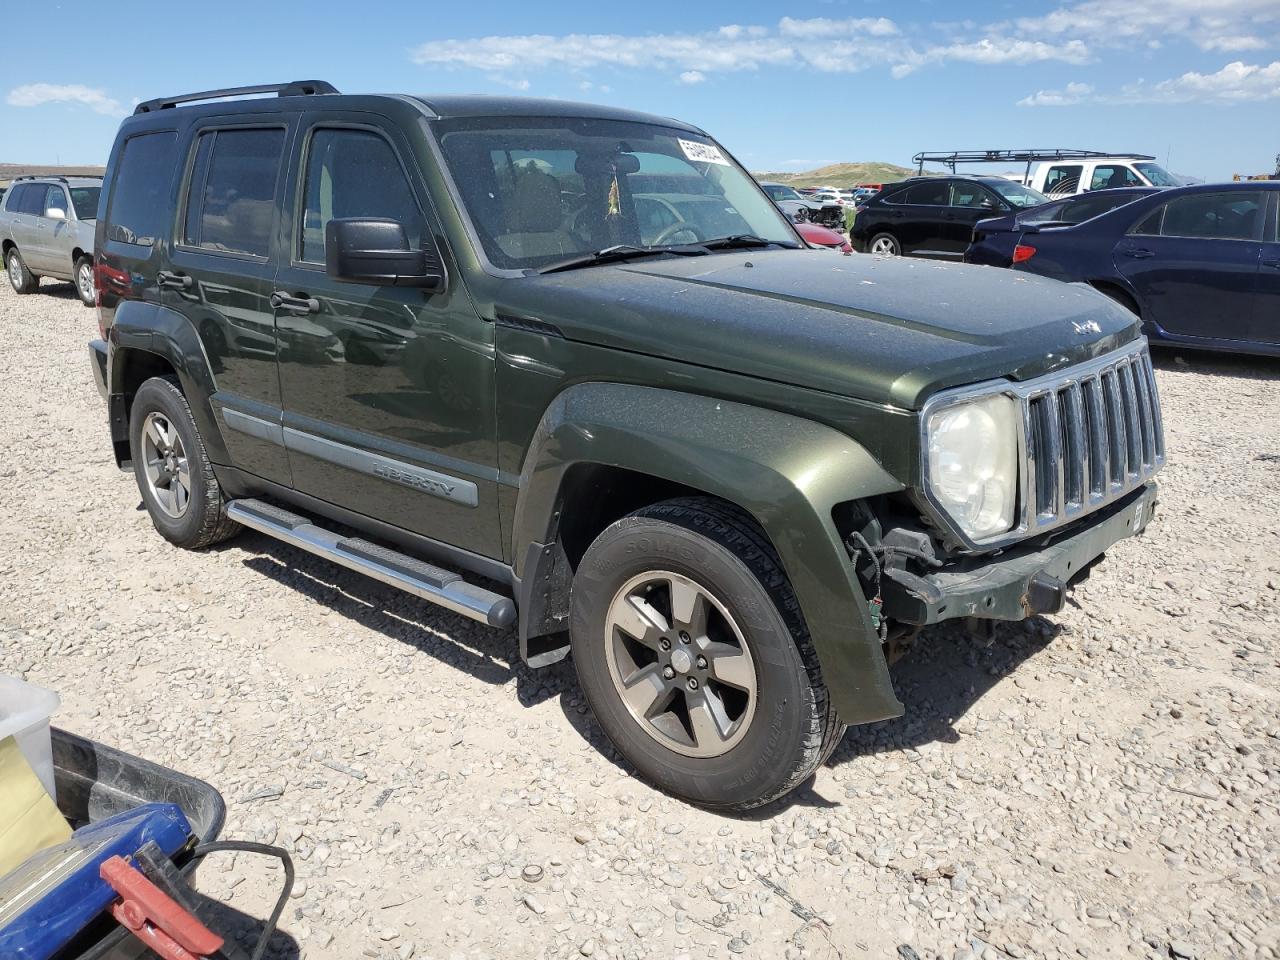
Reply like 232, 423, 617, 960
108, 299, 230, 467
512, 381, 907, 725
1088, 279, 1142, 317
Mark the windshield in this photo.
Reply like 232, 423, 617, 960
434, 116, 796, 270
1134, 162, 1180, 187
988, 179, 1048, 209
764, 184, 802, 202
70, 187, 101, 220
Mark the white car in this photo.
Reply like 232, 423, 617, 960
1028, 157, 1180, 197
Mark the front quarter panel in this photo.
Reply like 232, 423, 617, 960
514, 381, 907, 725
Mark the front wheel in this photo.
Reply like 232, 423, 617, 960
570, 498, 843, 811
6, 248, 39, 294
75, 257, 95, 307
868, 232, 901, 256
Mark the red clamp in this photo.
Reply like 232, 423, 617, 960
100, 855, 224, 960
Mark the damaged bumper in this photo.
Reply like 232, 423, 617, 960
882, 483, 1157, 625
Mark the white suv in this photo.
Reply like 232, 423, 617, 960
0, 176, 102, 306
1029, 158, 1180, 197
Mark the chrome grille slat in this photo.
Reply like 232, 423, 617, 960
921, 341, 1164, 549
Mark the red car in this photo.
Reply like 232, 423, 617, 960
795, 221, 852, 254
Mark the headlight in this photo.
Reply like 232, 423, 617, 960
926, 393, 1019, 540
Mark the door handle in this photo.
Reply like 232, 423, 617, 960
1124, 248, 1155, 259
157, 270, 193, 290
270, 291, 321, 314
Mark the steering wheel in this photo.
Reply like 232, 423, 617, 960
651, 221, 706, 246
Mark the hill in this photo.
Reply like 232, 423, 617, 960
753, 161, 930, 188
0, 163, 106, 185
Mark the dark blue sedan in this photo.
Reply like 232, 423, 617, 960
998, 182, 1280, 356
964, 187, 1163, 268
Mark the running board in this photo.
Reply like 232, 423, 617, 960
225, 498, 516, 628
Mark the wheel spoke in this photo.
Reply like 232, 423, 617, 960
668, 576, 707, 637
176, 458, 190, 489
613, 594, 669, 649
705, 642, 754, 691
686, 688, 731, 746
173, 479, 188, 514
145, 417, 168, 453
620, 664, 670, 719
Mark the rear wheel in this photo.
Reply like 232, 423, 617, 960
869, 232, 901, 256
570, 497, 843, 810
1098, 286, 1140, 317
6, 248, 39, 294
74, 257, 95, 307
129, 377, 240, 549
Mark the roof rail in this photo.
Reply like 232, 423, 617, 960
133, 80, 339, 115
913, 148, 1156, 175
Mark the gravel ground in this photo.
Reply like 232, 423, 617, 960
2, 277, 1278, 960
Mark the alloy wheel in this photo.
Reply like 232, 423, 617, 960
870, 235, 899, 255
141, 412, 191, 519
77, 263, 95, 303
604, 570, 757, 758
8, 254, 23, 287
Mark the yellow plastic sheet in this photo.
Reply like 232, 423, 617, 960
0, 735, 72, 877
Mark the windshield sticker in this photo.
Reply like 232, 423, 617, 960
679, 139, 729, 166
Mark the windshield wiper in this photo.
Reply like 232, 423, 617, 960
539, 243, 707, 275
698, 234, 800, 251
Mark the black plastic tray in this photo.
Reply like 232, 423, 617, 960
49, 727, 225, 960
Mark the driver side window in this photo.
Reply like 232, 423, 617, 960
949, 182, 997, 209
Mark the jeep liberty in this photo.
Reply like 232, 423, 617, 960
89, 81, 1164, 810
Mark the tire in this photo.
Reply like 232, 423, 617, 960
570, 497, 843, 811
74, 256, 95, 307
128, 376, 241, 550
6, 248, 39, 294
868, 232, 901, 256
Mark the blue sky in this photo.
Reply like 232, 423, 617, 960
2, 0, 1277, 181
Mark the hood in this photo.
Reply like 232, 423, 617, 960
499, 249, 1140, 409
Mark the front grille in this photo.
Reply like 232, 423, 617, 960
1022, 345, 1164, 532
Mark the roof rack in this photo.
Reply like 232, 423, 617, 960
913, 148, 1156, 177
134, 80, 339, 115
10, 174, 103, 183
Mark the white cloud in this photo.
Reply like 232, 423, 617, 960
1012, 0, 1278, 53
6, 83, 124, 116
1119, 59, 1280, 102
1018, 81, 1094, 106
1017, 60, 1280, 106
409, 16, 1097, 82
679, 70, 706, 85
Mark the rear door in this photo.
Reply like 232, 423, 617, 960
1114, 190, 1263, 342
163, 116, 297, 486
273, 114, 502, 557
900, 179, 951, 255
6, 185, 40, 264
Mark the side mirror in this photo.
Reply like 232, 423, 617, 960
45, 208, 67, 220
324, 218, 445, 291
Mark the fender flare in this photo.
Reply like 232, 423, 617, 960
108, 299, 230, 465
513, 382, 907, 725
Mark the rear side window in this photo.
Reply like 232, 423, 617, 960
1044, 165, 1082, 195
1155, 192, 1262, 240
298, 128, 423, 264
14, 184, 47, 215
182, 128, 285, 258
1061, 192, 1136, 224
106, 132, 177, 246
905, 181, 948, 206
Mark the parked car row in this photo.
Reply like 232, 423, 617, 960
759, 182, 844, 228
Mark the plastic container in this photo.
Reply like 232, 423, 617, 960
0, 675, 61, 800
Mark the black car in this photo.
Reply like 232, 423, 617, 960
850, 175, 1047, 258
1007, 181, 1280, 356
964, 187, 1163, 268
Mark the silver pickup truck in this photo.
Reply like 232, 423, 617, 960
1, 176, 101, 306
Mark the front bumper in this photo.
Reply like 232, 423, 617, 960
881, 483, 1157, 625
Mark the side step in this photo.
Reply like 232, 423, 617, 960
225, 499, 516, 629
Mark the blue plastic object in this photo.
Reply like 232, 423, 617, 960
0, 802, 193, 960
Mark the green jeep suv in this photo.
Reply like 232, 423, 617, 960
89, 81, 1164, 810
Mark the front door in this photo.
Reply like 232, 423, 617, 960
30, 184, 71, 273
900, 179, 951, 256
273, 116, 502, 558
1115, 190, 1263, 343
1251, 193, 1280, 345
163, 117, 297, 486
942, 181, 1002, 256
